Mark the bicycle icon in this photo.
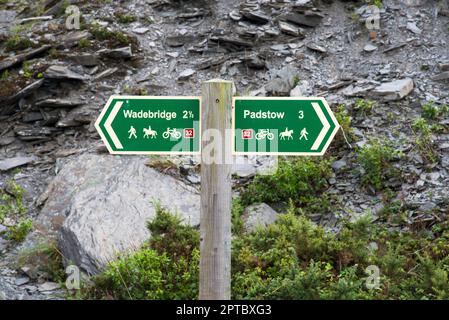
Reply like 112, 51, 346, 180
162, 127, 182, 139
255, 129, 275, 141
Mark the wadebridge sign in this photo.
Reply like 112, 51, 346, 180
95, 96, 200, 154
95, 96, 339, 156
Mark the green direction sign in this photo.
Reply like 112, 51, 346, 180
233, 97, 340, 156
95, 96, 201, 155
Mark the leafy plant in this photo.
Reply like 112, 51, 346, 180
421, 101, 448, 121
357, 139, 402, 191
85, 204, 199, 300
115, 12, 137, 24
89, 23, 131, 46
4, 35, 33, 52
0, 180, 31, 242
411, 118, 440, 165
354, 99, 375, 116
17, 241, 65, 282
241, 157, 333, 214
81, 204, 449, 300
5, 218, 33, 242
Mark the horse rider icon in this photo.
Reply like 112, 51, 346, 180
128, 125, 137, 139
299, 127, 309, 141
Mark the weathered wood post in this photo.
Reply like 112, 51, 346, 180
200, 79, 233, 300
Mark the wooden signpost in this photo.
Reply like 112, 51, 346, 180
95, 80, 339, 300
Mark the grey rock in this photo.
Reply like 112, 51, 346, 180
35, 98, 85, 108
22, 111, 43, 123
266, 66, 297, 96
0, 45, 51, 72
266, 78, 293, 96
44, 65, 87, 81
241, 11, 270, 24
209, 36, 253, 51
20, 266, 37, 280
93, 67, 118, 81
18, 16, 53, 24
55, 106, 93, 127
285, 11, 324, 28
15, 277, 30, 286
0, 136, 15, 146
0, 79, 44, 115
233, 163, 256, 178
292, 0, 314, 11
229, 10, 242, 21
0, 156, 36, 171
383, 43, 407, 53
241, 54, 266, 69
290, 80, 312, 96
243, 203, 278, 232
439, 63, 449, 72
363, 43, 377, 52
166, 35, 196, 47
306, 42, 327, 53
68, 54, 99, 67
403, 0, 426, 6
279, 21, 305, 37
341, 84, 374, 97
132, 27, 149, 34
186, 174, 200, 184
372, 78, 414, 101
0, 11, 16, 35
178, 68, 196, 81
332, 159, 347, 171
36, 154, 200, 275
406, 22, 422, 34
59, 30, 91, 49
38, 282, 59, 292
431, 71, 449, 81
97, 46, 133, 59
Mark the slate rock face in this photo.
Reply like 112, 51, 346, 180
37, 154, 200, 275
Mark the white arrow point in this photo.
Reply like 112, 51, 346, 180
311, 102, 330, 151
105, 101, 123, 149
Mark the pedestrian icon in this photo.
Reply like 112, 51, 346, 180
128, 126, 137, 139
143, 126, 157, 139
279, 127, 294, 140
299, 127, 309, 141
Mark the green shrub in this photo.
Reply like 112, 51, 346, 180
411, 118, 440, 165
115, 12, 137, 24
5, 218, 32, 242
89, 23, 131, 46
86, 204, 200, 299
85, 206, 449, 300
357, 139, 402, 191
146, 202, 199, 259
4, 35, 33, 52
92, 248, 199, 300
17, 241, 65, 282
422, 101, 449, 120
0, 180, 31, 242
354, 99, 375, 116
241, 157, 333, 214
334, 104, 354, 144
